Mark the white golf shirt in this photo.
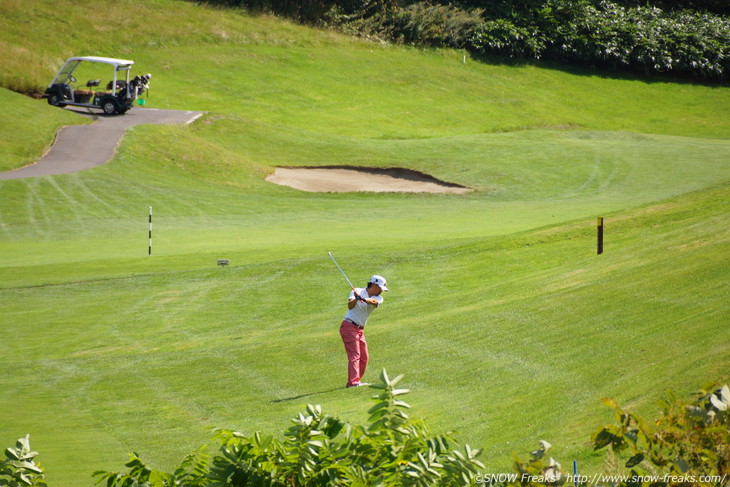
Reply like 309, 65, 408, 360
344, 288, 383, 327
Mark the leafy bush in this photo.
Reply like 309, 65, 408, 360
8, 377, 729, 486
534, 1, 730, 79
608, 0, 729, 15
193, 0, 730, 81
467, 19, 546, 58
0, 435, 47, 487
322, 0, 730, 82
592, 381, 730, 485
94, 369, 486, 486
92, 448, 210, 487
459, 0, 730, 80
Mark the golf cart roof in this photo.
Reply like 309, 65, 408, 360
66, 56, 135, 67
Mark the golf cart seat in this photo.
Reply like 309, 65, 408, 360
72, 80, 102, 103
73, 89, 95, 103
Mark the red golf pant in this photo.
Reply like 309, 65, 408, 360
340, 321, 369, 387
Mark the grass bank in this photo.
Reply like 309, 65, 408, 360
0, 0, 728, 484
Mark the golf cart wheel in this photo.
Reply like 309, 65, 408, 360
47, 94, 66, 108
102, 100, 118, 115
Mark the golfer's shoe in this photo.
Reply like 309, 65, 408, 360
346, 382, 370, 388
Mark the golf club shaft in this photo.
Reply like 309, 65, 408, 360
327, 252, 365, 301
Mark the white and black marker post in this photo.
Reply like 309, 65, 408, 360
148, 206, 152, 256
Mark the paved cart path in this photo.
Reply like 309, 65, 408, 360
0, 107, 204, 180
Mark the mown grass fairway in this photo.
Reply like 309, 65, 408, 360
1, 1, 729, 485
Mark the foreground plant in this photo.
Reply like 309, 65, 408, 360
93, 447, 210, 487
207, 369, 485, 486
592, 381, 730, 485
16, 377, 730, 486
94, 369, 485, 486
509, 440, 567, 486
0, 435, 47, 487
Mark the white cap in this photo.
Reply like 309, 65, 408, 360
369, 275, 388, 291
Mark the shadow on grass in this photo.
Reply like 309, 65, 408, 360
271, 387, 343, 403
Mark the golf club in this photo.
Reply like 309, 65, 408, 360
327, 251, 366, 301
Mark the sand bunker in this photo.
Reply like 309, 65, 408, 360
266, 166, 470, 194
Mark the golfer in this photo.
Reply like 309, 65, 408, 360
340, 275, 388, 388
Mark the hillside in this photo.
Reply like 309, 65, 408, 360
0, 0, 728, 485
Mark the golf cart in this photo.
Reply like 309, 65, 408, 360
44, 56, 151, 115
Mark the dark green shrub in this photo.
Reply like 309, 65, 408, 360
192, 0, 730, 81
609, 0, 729, 15
537, 1, 730, 79
467, 19, 546, 58
324, 0, 730, 81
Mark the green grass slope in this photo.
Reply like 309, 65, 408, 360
1, 179, 728, 484
0, 89, 89, 172
0, 0, 729, 485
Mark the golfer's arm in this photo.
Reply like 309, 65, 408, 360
348, 298, 357, 309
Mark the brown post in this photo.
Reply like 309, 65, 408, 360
597, 217, 604, 255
